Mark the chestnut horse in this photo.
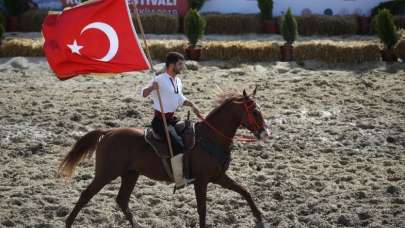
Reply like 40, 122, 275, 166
59, 88, 270, 228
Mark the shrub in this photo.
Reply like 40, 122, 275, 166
375, 9, 399, 49
203, 13, 261, 34
294, 41, 381, 63
295, 15, 358, 36
4, 0, 27, 16
133, 13, 179, 34
188, 0, 205, 10
370, 16, 378, 34
0, 24, 4, 41
371, 0, 405, 17
324, 9, 333, 16
370, 15, 404, 34
0, 11, 6, 29
19, 9, 49, 32
281, 8, 298, 44
184, 9, 206, 47
257, 0, 273, 20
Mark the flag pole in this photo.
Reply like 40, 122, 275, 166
132, 1, 175, 160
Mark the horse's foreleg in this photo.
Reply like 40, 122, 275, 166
65, 178, 108, 228
116, 170, 139, 227
194, 180, 208, 228
214, 174, 263, 223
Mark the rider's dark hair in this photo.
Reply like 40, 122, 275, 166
165, 52, 185, 68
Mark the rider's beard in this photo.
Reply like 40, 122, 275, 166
173, 67, 181, 75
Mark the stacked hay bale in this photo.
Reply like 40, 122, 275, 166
294, 41, 381, 63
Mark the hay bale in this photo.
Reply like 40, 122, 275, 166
201, 41, 279, 62
201, 41, 234, 60
238, 41, 280, 62
0, 37, 384, 64
294, 41, 380, 63
146, 40, 187, 61
0, 38, 44, 57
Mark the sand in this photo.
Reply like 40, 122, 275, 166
0, 57, 404, 227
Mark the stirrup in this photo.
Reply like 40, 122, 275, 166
173, 178, 195, 194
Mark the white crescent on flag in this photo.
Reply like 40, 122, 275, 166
43, 0, 150, 79
81, 22, 119, 62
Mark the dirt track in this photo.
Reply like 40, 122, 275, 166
0, 57, 404, 227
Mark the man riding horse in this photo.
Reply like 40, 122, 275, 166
141, 52, 201, 188
59, 54, 271, 227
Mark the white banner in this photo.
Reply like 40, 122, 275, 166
200, 0, 390, 16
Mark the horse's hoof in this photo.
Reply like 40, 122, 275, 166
255, 221, 266, 228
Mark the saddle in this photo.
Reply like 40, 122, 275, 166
145, 122, 194, 155
145, 114, 195, 180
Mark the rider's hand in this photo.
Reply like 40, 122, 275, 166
151, 81, 159, 91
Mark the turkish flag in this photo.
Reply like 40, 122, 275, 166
42, 0, 150, 80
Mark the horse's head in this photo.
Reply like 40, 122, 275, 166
238, 87, 271, 140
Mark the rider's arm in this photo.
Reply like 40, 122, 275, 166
183, 100, 201, 117
142, 81, 158, 97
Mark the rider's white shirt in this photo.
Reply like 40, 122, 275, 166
141, 72, 187, 113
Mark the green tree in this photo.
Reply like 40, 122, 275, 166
188, 0, 205, 11
184, 9, 206, 47
371, 0, 405, 16
257, 0, 273, 20
281, 8, 298, 45
4, 0, 26, 16
375, 9, 399, 49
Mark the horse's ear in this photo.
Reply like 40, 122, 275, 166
243, 89, 248, 99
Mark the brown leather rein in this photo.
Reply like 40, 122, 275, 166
196, 100, 266, 143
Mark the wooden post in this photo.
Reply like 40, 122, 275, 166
132, 2, 175, 159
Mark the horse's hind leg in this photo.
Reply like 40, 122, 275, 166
116, 170, 140, 227
65, 178, 109, 228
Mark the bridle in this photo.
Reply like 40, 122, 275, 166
197, 99, 266, 143
241, 100, 265, 133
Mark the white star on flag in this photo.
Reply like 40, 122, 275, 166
67, 40, 83, 55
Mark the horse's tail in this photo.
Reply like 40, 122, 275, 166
57, 129, 107, 179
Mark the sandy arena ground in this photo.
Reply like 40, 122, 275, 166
0, 57, 404, 227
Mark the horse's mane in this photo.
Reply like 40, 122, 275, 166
204, 87, 243, 119
213, 87, 241, 105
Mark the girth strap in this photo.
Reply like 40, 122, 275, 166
199, 137, 231, 171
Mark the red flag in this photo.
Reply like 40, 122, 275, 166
42, 0, 150, 80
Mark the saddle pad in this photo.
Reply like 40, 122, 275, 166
144, 128, 170, 159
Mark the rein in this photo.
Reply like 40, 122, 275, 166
196, 113, 258, 143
